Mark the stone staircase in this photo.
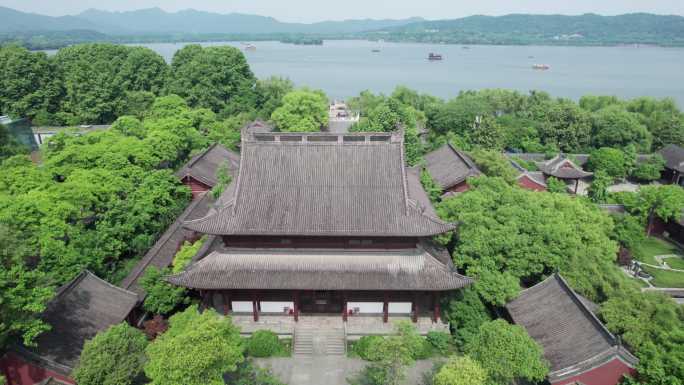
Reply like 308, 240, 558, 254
293, 318, 346, 356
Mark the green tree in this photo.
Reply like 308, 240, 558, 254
54, 44, 167, 124
73, 323, 148, 385
421, 169, 442, 204
0, 45, 61, 120
168, 45, 256, 114
433, 355, 487, 385
140, 267, 188, 315
619, 185, 684, 235
144, 305, 244, 385
545, 176, 567, 194
211, 161, 233, 199
587, 147, 629, 179
601, 290, 684, 385
591, 105, 652, 151
254, 76, 294, 118
437, 177, 624, 303
0, 225, 54, 348
172, 237, 206, 274
271, 89, 329, 132
588, 170, 611, 203
632, 155, 666, 182
468, 149, 518, 184
111, 116, 146, 138
443, 288, 492, 347
465, 320, 548, 385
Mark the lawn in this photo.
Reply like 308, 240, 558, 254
664, 256, 684, 270
633, 237, 682, 266
642, 265, 684, 288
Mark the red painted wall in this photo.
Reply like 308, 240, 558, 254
518, 175, 546, 192
182, 177, 211, 200
553, 358, 637, 385
0, 353, 75, 385
446, 181, 470, 194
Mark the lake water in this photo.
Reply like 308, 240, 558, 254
51, 40, 684, 106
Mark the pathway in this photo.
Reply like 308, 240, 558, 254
255, 357, 438, 385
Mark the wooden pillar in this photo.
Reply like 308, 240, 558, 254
383, 291, 389, 323
293, 291, 300, 322
251, 291, 259, 322
432, 292, 441, 323
412, 292, 419, 323
199, 290, 209, 311
342, 292, 348, 322
574, 179, 579, 194
221, 291, 231, 316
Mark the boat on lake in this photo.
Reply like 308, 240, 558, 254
372, 49, 381, 53
244, 44, 257, 51
428, 53, 443, 61
532, 64, 550, 70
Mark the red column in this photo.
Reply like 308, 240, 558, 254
293, 291, 300, 322
433, 292, 441, 323
342, 292, 348, 322
222, 291, 231, 315
383, 291, 389, 323
252, 291, 259, 322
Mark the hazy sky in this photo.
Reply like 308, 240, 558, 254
2, 0, 683, 22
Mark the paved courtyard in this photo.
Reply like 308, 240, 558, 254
255, 357, 439, 385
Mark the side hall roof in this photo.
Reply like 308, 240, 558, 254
175, 143, 240, 188
424, 144, 481, 190
506, 274, 637, 382
15, 271, 138, 374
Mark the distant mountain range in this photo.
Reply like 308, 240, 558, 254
368, 13, 684, 46
0, 6, 423, 35
1, 6, 684, 47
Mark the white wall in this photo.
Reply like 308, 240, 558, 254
260, 301, 294, 313
348, 302, 383, 314
388, 302, 412, 314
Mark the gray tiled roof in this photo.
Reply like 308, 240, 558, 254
185, 133, 455, 237
658, 144, 684, 173
406, 166, 439, 218
167, 245, 473, 291
424, 144, 481, 190
175, 143, 240, 187
506, 274, 638, 381
539, 155, 593, 179
120, 193, 216, 298
17, 271, 138, 374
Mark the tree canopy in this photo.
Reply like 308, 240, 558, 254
73, 323, 148, 385
270, 89, 328, 132
144, 305, 244, 385
433, 355, 487, 385
437, 176, 625, 304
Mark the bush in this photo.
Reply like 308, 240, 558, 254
546, 176, 567, 193
469, 149, 518, 184
172, 237, 206, 273
632, 155, 665, 182
73, 323, 148, 385
247, 330, 282, 357
433, 355, 487, 385
412, 338, 433, 360
353, 335, 384, 361
587, 147, 629, 179
140, 267, 188, 315
426, 331, 452, 355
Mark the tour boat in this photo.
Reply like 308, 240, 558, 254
244, 44, 257, 51
532, 64, 550, 70
428, 53, 443, 61
372, 49, 381, 53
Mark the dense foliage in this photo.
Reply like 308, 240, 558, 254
139, 267, 189, 315
73, 323, 148, 385
464, 320, 548, 385
246, 330, 282, 357
270, 89, 329, 132
144, 305, 244, 385
437, 176, 626, 304
433, 356, 487, 385
172, 237, 206, 273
